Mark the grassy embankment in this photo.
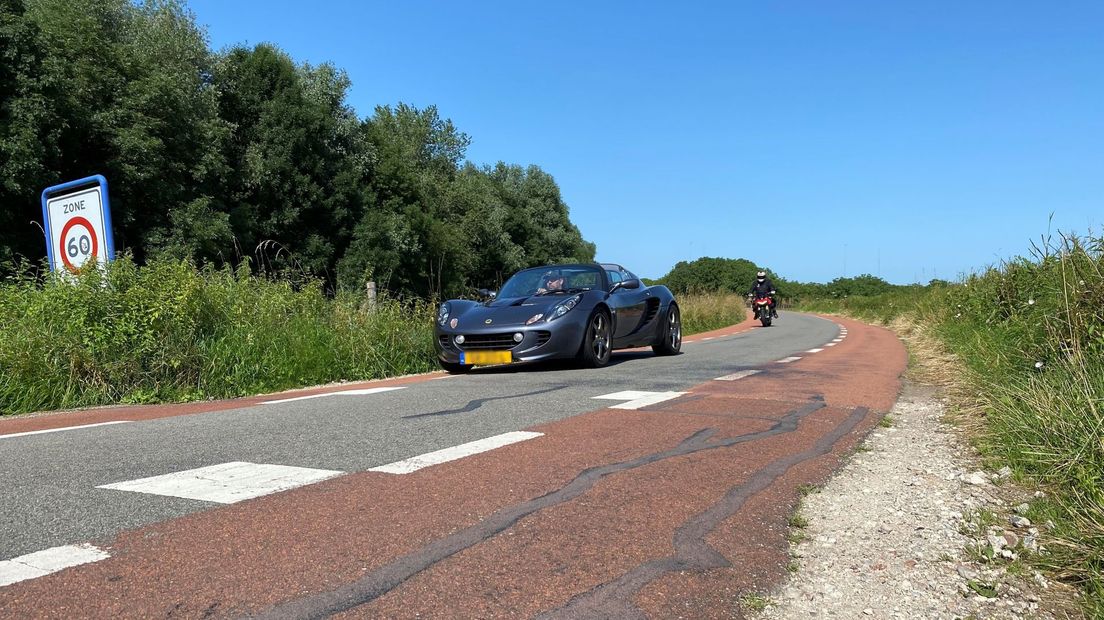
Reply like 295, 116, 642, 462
0, 259, 745, 417
797, 233, 1104, 613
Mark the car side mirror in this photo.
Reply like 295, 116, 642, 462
609, 279, 640, 293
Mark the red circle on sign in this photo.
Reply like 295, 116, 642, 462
59, 216, 98, 272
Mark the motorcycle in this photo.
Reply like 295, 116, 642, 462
752, 294, 775, 327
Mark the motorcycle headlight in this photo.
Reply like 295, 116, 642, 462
547, 295, 582, 321
437, 302, 450, 326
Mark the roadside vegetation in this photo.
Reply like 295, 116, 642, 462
677, 292, 747, 334
797, 232, 1104, 614
0, 258, 436, 415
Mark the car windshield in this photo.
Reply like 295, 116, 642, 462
498, 266, 602, 298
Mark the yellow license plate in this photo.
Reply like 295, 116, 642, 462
461, 350, 513, 365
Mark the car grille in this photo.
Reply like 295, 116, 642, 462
458, 333, 521, 350
438, 334, 451, 348
642, 300, 660, 324
448, 331, 554, 351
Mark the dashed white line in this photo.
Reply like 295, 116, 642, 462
262, 386, 405, 405
593, 390, 687, 409
826, 343, 838, 347
715, 370, 761, 381
0, 421, 131, 439
97, 462, 343, 503
369, 431, 543, 474
805, 348, 824, 353
0, 544, 110, 587
777, 357, 801, 363
702, 337, 714, 340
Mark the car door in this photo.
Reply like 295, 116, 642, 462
607, 268, 649, 342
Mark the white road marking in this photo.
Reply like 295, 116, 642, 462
777, 357, 801, 363
826, 343, 838, 347
369, 431, 543, 474
832, 338, 843, 342
98, 462, 343, 504
715, 370, 761, 381
0, 544, 110, 587
702, 337, 714, 340
592, 390, 687, 409
262, 386, 405, 405
805, 348, 824, 353
0, 421, 131, 440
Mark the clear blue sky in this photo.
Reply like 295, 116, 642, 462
187, 0, 1102, 284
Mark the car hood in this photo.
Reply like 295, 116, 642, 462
456, 295, 573, 328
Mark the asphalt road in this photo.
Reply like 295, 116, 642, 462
1, 312, 835, 561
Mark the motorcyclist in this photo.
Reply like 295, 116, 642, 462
747, 270, 778, 318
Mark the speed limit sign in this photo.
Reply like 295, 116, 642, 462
41, 175, 115, 272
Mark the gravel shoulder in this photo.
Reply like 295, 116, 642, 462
753, 380, 1083, 619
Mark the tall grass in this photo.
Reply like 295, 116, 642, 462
797, 232, 1104, 612
0, 258, 435, 415
678, 292, 747, 334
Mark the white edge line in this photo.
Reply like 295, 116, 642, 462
805, 348, 824, 353
369, 431, 543, 475
0, 421, 130, 440
0, 544, 110, 587
262, 386, 405, 405
777, 356, 801, 363
826, 343, 838, 346
609, 392, 686, 410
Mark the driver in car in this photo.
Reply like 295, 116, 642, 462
537, 272, 565, 294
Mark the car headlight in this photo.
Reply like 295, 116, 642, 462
437, 302, 450, 326
547, 295, 582, 321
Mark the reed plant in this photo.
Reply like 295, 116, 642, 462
677, 291, 748, 334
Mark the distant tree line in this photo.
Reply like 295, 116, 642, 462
655, 256, 946, 300
0, 0, 594, 297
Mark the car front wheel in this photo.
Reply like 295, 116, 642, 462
579, 309, 612, 368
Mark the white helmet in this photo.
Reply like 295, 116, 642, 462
756, 271, 766, 280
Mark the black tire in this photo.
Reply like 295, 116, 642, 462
652, 303, 682, 356
439, 360, 473, 374
578, 309, 612, 368
760, 314, 772, 327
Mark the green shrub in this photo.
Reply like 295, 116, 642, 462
0, 257, 435, 415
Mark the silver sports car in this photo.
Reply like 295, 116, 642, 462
434, 263, 682, 373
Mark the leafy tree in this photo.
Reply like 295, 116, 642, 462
487, 163, 596, 268
213, 44, 364, 277
339, 103, 471, 296
1, 0, 225, 263
658, 257, 768, 294
823, 274, 894, 297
